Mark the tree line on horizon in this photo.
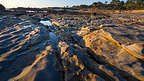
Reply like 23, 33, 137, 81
72, 0, 144, 10
1, 0, 144, 11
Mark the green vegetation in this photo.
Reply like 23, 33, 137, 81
72, 0, 144, 10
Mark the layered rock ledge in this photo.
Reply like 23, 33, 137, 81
0, 14, 144, 81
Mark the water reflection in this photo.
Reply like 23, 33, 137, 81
40, 20, 52, 26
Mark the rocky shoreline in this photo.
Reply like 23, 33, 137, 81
0, 13, 144, 81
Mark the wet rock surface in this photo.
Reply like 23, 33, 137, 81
0, 15, 62, 81
0, 14, 144, 81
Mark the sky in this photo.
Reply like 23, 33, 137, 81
0, 0, 127, 8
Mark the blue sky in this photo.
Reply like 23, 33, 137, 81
0, 0, 127, 8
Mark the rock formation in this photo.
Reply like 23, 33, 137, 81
0, 13, 144, 81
